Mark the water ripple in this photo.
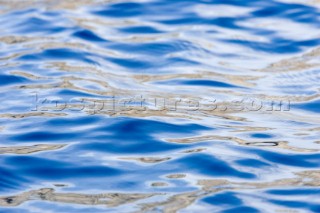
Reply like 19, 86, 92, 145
0, 0, 319, 212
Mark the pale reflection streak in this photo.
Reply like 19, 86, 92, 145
0, 188, 160, 207
166, 135, 319, 152
0, 144, 66, 155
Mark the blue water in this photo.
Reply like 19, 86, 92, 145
0, 0, 319, 212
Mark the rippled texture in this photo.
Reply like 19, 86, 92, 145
0, 0, 320, 212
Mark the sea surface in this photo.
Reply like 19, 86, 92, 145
0, 0, 319, 212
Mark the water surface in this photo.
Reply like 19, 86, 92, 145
0, 0, 319, 212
